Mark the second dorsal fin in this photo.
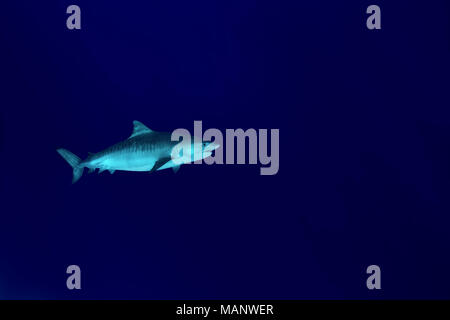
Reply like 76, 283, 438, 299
129, 120, 153, 139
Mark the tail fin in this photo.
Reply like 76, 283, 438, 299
56, 148, 84, 184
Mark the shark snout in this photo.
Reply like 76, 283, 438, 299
204, 141, 220, 152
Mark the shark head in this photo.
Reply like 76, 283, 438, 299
171, 137, 220, 165
202, 140, 220, 153
192, 138, 220, 161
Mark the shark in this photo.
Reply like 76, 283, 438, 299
57, 121, 220, 183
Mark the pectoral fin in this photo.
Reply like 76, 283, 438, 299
150, 157, 171, 173
172, 165, 180, 173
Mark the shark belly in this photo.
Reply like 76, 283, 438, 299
92, 149, 157, 172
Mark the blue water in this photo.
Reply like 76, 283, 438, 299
1, 0, 450, 299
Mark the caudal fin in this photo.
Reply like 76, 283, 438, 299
56, 148, 84, 184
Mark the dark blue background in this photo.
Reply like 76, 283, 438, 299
1, 0, 450, 299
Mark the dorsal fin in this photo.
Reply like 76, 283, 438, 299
129, 120, 153, 139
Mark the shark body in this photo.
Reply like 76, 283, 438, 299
57, 121, 219, 183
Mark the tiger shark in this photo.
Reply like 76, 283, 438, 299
57, 121, 220, 183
